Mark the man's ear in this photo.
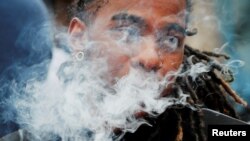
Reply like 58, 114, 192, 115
68, 17, 87, 51
68, 17, 86, 36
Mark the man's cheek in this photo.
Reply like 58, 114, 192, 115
160, 56, 183, 75
107, 55, 130, 78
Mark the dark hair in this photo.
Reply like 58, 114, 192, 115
43, 0, 192, 26
67, 0, 108, 25
68, 0, 192, 25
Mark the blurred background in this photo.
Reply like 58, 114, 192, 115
0, 0, 250, 138
0, 0, 52, 137
186, 0, 250, 121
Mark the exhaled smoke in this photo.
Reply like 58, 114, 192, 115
6, 12, 232, 141
7, 23, 244, 141
9, 27, 189, 141
5, 14, 245, 141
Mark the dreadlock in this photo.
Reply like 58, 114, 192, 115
120, 45, 247, 141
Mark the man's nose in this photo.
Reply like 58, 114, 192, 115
131, 38, 160, 71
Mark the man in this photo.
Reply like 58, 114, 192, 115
1, 0, 247, 141
65, 0, 246, 140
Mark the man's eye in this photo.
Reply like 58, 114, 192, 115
159, 36, 180, 52
110, 26, 140, 43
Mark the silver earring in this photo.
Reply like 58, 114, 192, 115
75, 51, 85, 61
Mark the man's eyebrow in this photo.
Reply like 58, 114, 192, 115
111, 13, 146, 27
162, 23, 186, 35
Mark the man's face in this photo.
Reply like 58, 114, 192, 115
70, 0, 186, 83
